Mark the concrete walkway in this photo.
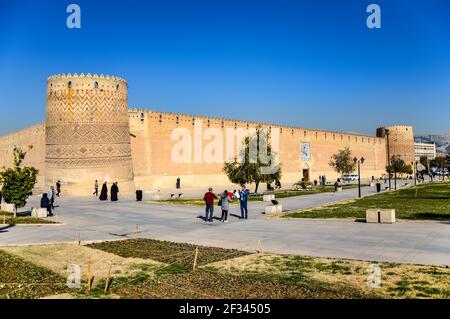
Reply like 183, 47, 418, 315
1, 181, 449, 266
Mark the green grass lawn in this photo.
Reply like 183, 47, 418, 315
285, 182, 450, 220
0, 211, 56, 225
149, 184, 368, 206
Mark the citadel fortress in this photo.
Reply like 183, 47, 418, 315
0, 74, 416, 195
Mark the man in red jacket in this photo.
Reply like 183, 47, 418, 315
203, 187, 217, 222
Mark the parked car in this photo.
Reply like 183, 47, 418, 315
341, 174, 359, 182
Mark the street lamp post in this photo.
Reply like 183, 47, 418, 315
385, 129, 391, 190
394, 159, 398, 190
412, 161, 417, 186
354, 157, 365, 198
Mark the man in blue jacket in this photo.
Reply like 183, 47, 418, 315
239, 185, 249, 219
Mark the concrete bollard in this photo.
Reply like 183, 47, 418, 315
366, 209, 380, 223
380, 209, 396, 223
32, 208, 48, 218
366, 208, 396, 223
265, 204, 282, 214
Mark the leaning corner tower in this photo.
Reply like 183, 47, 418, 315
376, 125, 415, 165
45, 73, 135, 195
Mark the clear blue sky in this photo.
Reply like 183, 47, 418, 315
0, 0, 449, 136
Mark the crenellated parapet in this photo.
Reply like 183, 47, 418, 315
128, 108, 385, 145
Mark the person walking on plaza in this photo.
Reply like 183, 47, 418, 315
49, 186, 56, 209
93, 180, 99, 196
239, 185, 249, 219
203, 187, 217, 222
176, 177, 181, 189
111, 182, 119, 201
99, 182, 108, 201
41, 193, 53, 217
56, 180, 61, 197
220, 190, 232, 222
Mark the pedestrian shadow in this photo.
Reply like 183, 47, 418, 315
196, 215, 224, 222
0, 224, 15, 233
10, 211, 32, 217
229, 213, 243, 219
108, 232, 132, 237
197, 215, 210, 222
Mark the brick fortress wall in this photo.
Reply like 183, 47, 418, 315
129, 109, 389, 191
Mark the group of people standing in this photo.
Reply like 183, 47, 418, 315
94, 180, 119, 201
203, 185, 249, 223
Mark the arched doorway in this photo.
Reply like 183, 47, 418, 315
302, 163, 311, 181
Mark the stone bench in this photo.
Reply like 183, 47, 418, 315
263, 194, 275, 202
366, 209, 396, 223
265, 204, 282, 214
32, 207, 48, 218
1, 202, 15, 213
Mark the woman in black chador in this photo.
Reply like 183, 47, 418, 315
99, 182, 108, 201
111, 182, 119, 202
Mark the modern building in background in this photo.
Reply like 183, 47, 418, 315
0, 73, 417, 195
414, 142, 436, 161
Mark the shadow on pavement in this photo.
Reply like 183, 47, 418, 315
0, 224, 15, 233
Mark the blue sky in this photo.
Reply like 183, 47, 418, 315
0, 0, 449, 136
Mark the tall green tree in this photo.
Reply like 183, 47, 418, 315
223, 130, 281, 193
0, 146, 39, 218
386, 155, 413, 176
430, 156, 449, 170
329, 147, 356, 176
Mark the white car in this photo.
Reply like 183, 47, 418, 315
341, 174, 359, 182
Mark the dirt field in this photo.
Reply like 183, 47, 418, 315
1, 243, 163, 281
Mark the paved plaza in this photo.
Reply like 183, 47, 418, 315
1, 181, 449, 266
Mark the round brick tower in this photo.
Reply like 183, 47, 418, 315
377, 125, 415, 165
45, 73, 135, 195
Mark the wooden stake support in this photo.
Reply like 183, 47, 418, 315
257, 240, 263, 253
76, 232, 81, 246
135, 224, 139, 239
104, 263, 112, 294
87, 258, 92, 291
192, 247, 199, 272
3, 215, 5, 225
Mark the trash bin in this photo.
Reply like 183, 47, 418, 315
376, 183, 381, 193
136, 190, 143, 201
